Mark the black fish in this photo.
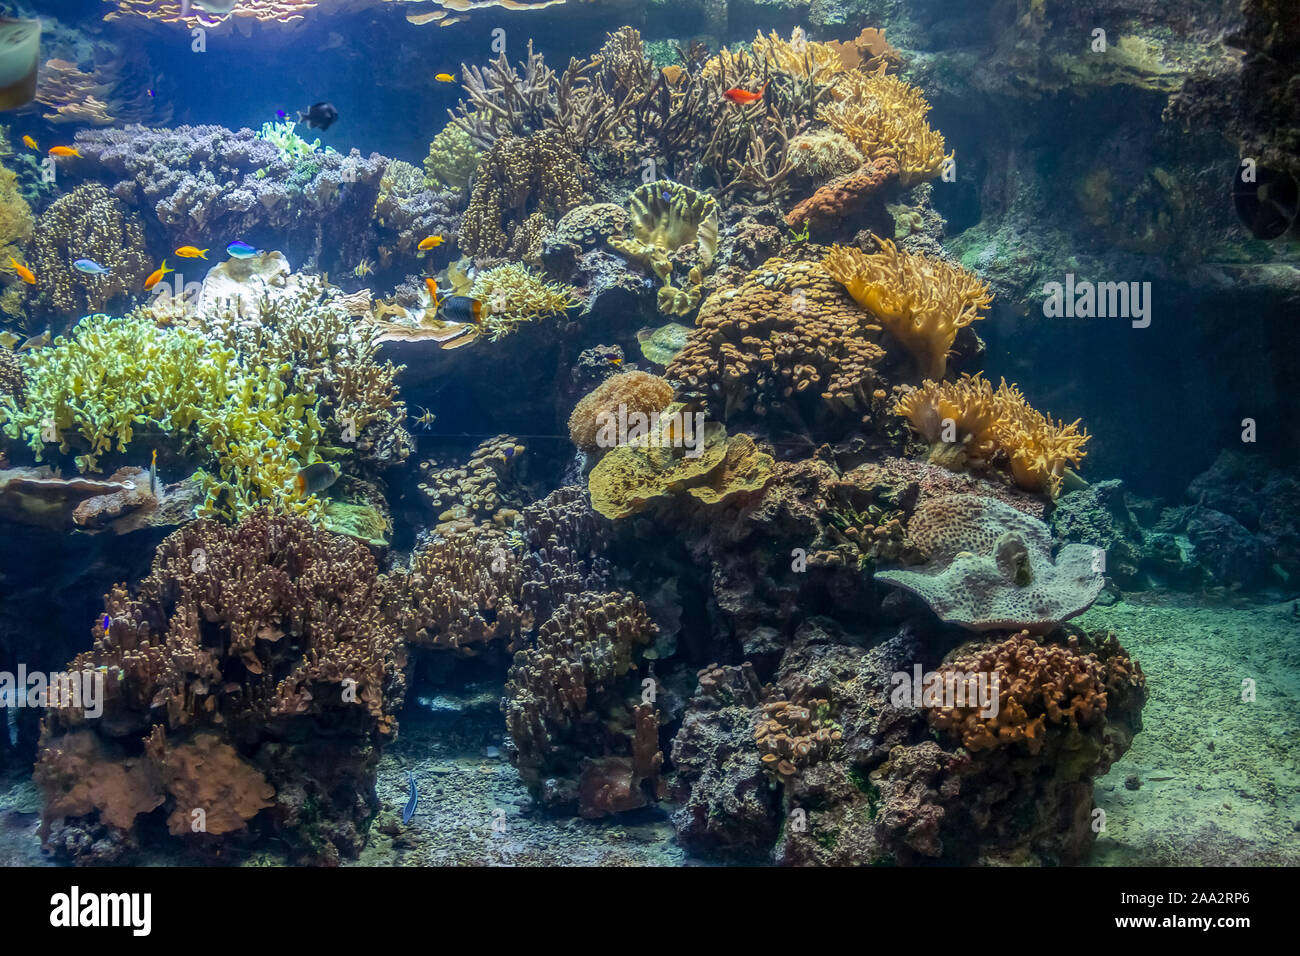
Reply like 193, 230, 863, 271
1233, 164, 1298, 240
298, 101, 339, 131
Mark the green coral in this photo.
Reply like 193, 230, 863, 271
471, 263, 579, 341
0, 313, 325, 521
423, 121, 479, 192
257, 120, 332, 164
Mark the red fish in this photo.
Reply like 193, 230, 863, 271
723, 82, 768, 105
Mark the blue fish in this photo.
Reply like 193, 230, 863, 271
100, 613, 111, 630
73, 259, 110, 275
276, 109, 287, 120
227, 240, 260, 259
402, 771, 417, 824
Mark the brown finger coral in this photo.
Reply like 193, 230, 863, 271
825, 239, 992, 381
568, 370, 674, 455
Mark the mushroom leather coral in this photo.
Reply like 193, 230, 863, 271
874, 494, 1105, 632
825, 240, 992, 381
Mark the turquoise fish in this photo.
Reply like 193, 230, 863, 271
73, 259, 110, 275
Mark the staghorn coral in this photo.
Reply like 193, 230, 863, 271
609, 181, 718, 316
416, 435, 527, 534
458, 130, 589, 258
24, 184, 150, 326
666, 256, 887, 424
895, 375, 1091, 496
875, 494, 1105, 632
36, 511, 407, 863
568, 370, 674, 455
423, 120, 479, 192
927, 631, 1142, 757
503, 589, 661, 816
825, 240, 992, 381
785, 156, 900, 232
820, 71, 951, 187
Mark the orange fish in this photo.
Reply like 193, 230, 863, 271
425, 277, 440, 305
22, 135, 37, 150
8, 257, 34, 285
144, 260, 174, 291
723, 82, 768, 105
175, 246, 208, 259
47, 146, 82, 158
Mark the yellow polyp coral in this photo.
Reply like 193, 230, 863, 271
825, 239, 992, 381
423, 120, 479, 192
894, 374, 1091, 497
819, 70, 951, 186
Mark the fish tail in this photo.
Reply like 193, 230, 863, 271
200, 249, 208, 259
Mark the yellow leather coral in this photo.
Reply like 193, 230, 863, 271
825, 239, 992, 380
894, 374, 1091, 497
819, 70, 951, 185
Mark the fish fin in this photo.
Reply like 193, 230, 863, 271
200, 249, 209, 258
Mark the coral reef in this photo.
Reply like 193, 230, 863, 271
819, 71, 951, 187
416, 435, 527, 534
875, 494, 1106, 633
36, 511, 407, 864
825, 240, 992, 381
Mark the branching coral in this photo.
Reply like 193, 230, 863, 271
568, 371, 674, 455
824, 240, 992, 381
458, 130, 589, 258
609, 181, 718, 316
895, 374, 1091, 496
820, 70, 951, 186
23, 184, 150, 326
666, 256, 887, 424
0, 313, 325, 520
36, 511, 407, 863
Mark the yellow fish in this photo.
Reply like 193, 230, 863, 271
175, 246, 208, 259
47, 146, 81, 158
144, 260, 174, 291
21, 135, 36, 150
434, 73, 455, 83
417, 235, 444, 251
425, 277, 440, 305
8, 257, 34, 285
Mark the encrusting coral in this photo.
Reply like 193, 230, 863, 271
23, 184, 150, 326
875, 494, 1106, 632
35, 511, 407, 864
895, 374, 1090, 496
825, 239, 992, 381
568, 370, 675, 455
